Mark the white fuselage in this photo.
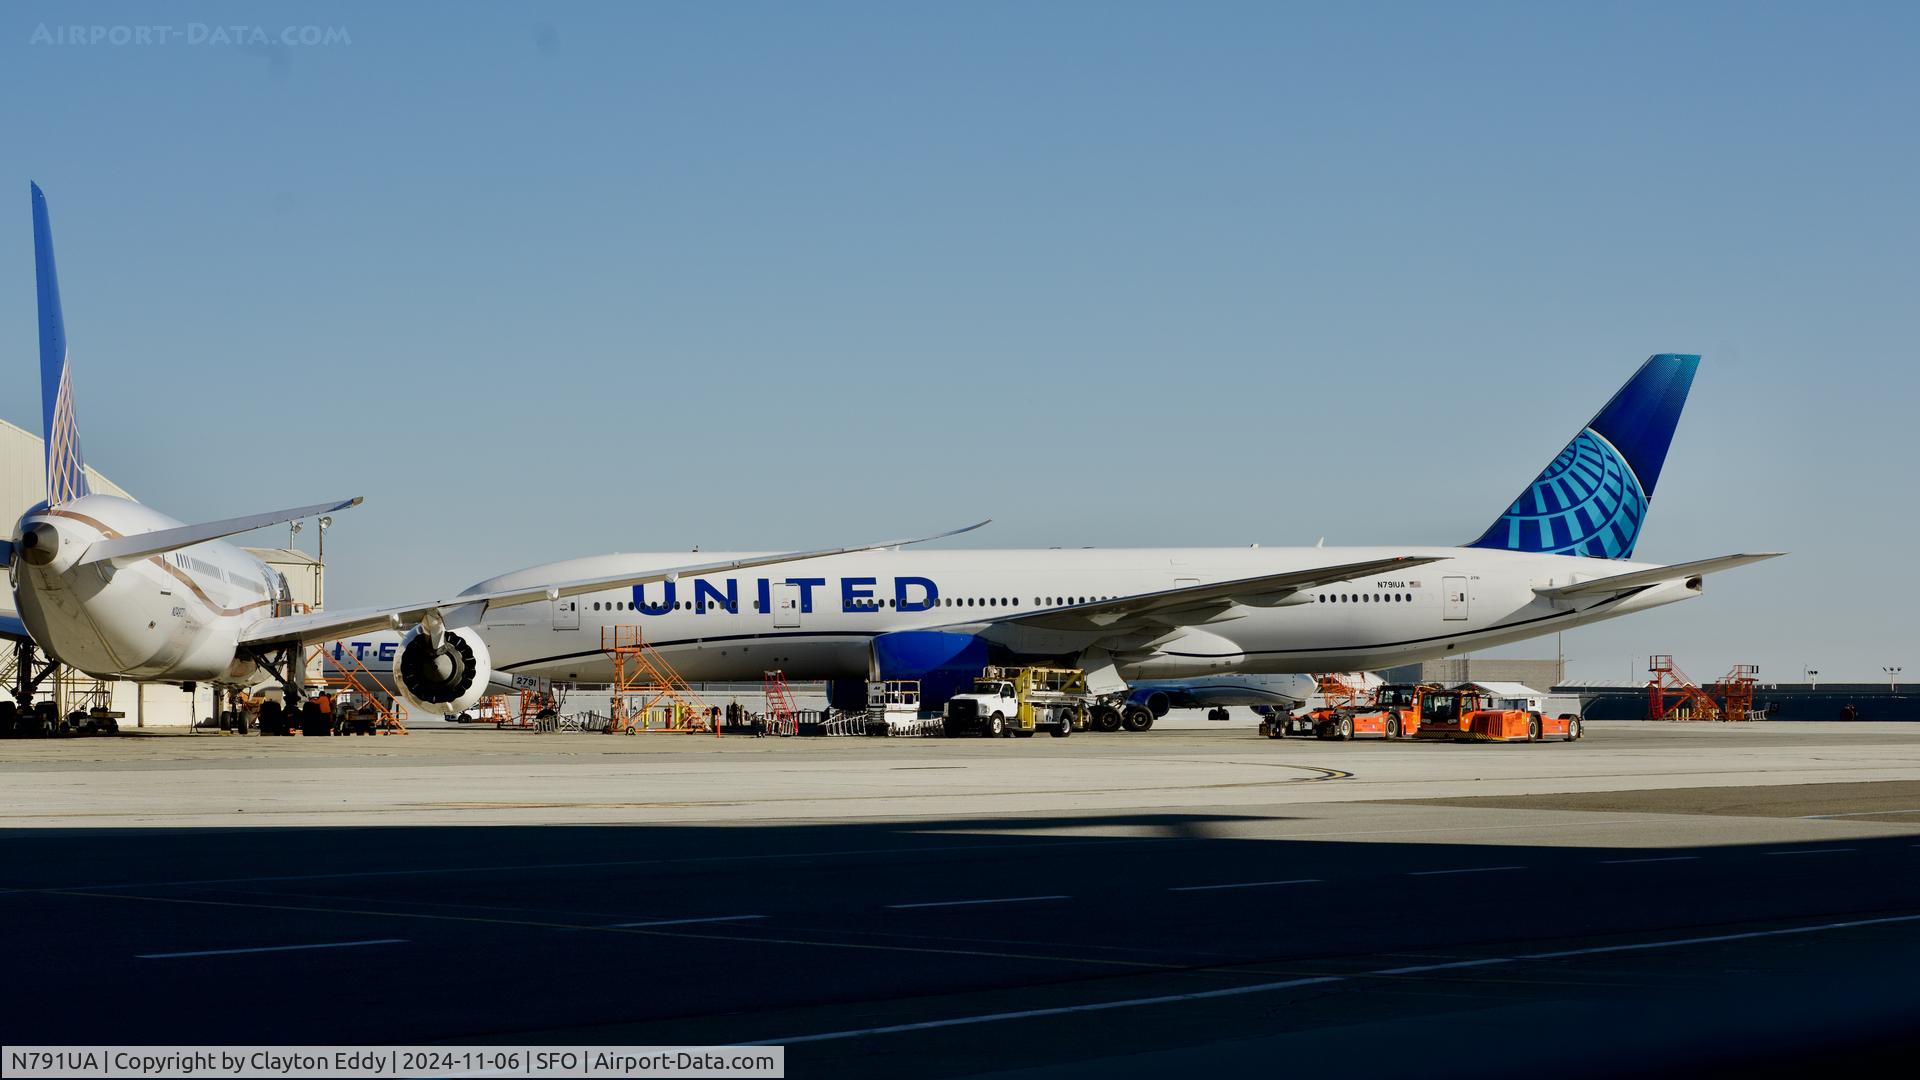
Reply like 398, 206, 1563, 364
324, 545, 1700, 687
11, 494, 285, 682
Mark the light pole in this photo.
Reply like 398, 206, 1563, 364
1887, 667, 1904, 691
316, 515, 331, 610
288, 518, 303, 553
1804, 666, 1819, 690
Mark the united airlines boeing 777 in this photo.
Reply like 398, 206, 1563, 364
326, 354, 1779, 730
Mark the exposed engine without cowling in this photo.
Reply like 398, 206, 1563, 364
391, 624, 492, 716
1133, 689, 1172, 718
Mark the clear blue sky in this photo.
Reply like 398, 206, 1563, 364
4, 2, 1914, 682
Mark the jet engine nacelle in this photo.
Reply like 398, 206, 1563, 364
391, 624, 492, 716
15, 519, 78, 575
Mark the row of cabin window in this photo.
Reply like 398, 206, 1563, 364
582, 593, 1431, 613
169, 553, 266, 596
592, 600, 739, 612
585, 594, 1121, 613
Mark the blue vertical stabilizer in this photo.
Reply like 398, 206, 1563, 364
1468, 354, 1699, 559
31, 182, 90, 506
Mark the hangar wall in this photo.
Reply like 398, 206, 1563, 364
1378, 658, 1566, 689
0, 415, 132, 513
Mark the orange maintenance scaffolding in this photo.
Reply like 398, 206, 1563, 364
468, 695, 517, 727
1315, 673, 1370, 712
307, 643, 408, 734
601, 625, 716, 735
1647, 654, 1720, 721
1647, 655, 1762, 722
519, 688, 561, 729
1711, 664, 1761, 722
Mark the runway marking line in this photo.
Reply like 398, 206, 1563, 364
1372, 957, 1512, 975
752, 975, 1349, 1045
1168, 879, 1322, 892
889, 895, 1072, 910
138, 938, 406, 960
1600, 856, 1701, 865
1407, 866, 1527, 877
606, 915, 765, 928
21, 837, 1153, 894
749, 911, 1920, 1045
50, 888, 1185, 972
1516, 913, 1920, 959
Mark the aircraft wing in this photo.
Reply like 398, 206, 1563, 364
0, 610, 29, 645
235, 519, 991, 650
1533, 553, 1784, 600
981, 555, 1447, 633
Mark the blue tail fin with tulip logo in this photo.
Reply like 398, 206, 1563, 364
1468, 354, 1698, 560
31, 182, 90, 507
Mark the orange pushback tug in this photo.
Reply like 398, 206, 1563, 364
1306, 682, 1436, 740
1413, 686, 1583, 743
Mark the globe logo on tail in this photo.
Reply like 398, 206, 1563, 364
45, 354, 90, 505
1488, 428, 1647, 559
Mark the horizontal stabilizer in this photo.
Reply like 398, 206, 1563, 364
77, 497, 363, 569
1533, 553, 1784, 600
237, 518, 991, 649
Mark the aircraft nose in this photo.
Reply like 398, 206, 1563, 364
18, 521, 61, 566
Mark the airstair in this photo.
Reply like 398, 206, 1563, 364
762, 670, 799, 736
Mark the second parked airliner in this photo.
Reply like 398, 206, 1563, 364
325, 354, 1779, 727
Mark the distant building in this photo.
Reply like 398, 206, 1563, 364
1380, 657, 1564, 689
248, 547, 323, 610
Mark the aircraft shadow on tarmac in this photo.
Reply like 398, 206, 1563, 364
4, 815, 1919, 1078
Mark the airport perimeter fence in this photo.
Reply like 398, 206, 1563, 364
722, 709, 946, 737
534, 707, 948, 737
